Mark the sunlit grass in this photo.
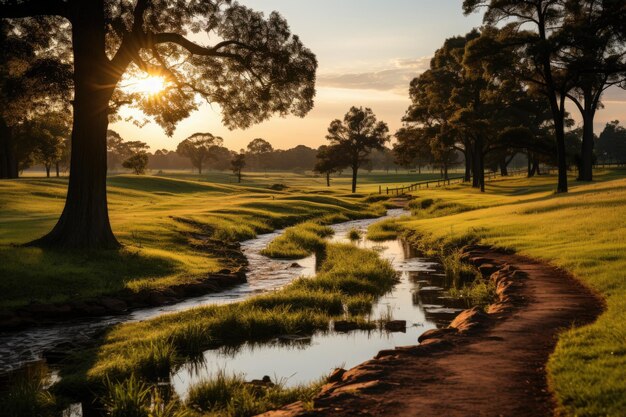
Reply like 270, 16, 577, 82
260, 222, 335, 259
397, 169, 626, 416
56, 243, 397, 396
0, 174, 389, 308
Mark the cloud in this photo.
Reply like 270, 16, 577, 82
317, 56, 431, 93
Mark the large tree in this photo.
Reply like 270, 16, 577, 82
1, 0, 317, 249
176, 132, 223, 174
559, 0, 626, 181
463, 0, 575, 193
246, 138, 274, 171
325, 106, 389, 193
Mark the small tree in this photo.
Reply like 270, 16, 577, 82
314, 145, 346, 187
122, 153, 149, 175
326, 107, 389, 193
23, 112, 70, 177
231, 152, 246, 183
176, 133, 223, 175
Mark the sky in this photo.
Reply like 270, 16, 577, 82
111, 0, 626, 152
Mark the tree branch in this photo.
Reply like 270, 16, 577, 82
0, 0, 68, 18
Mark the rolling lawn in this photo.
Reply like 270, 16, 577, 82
398, 169, 626, 416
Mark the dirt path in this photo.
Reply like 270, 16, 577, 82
264, 247, 602, 417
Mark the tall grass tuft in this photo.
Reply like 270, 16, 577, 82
261, 222, 334, 259
186, 371, 326, 416
0, 364, 57, 417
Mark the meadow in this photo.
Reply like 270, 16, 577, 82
393, 169, 626, 416
2, 168, 625, 416
0, 170, 417, 309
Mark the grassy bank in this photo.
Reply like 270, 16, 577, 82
396, 169, 626, 416
260, 222, 334, 259
54, 243, 396, 404
0, 174, 387, 309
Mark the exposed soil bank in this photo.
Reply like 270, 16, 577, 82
262, 245, 603, 417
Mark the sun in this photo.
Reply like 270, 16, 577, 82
132, 75, 166, 95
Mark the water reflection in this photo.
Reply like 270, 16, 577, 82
171, 215, 469, 397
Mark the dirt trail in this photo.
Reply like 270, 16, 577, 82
263, 247, 602, 417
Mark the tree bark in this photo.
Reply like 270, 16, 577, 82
45, 164, 51, 178
0, 119, 18, 179
31, 0, 120, 249
351, 165, 358, 193
464, 146, 472, 183
326, 172, 330, 187
578, 109, 595, 181
56, 162, 60, 177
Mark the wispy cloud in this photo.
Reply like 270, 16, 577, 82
317, 57, 431, 94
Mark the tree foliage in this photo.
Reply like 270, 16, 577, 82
176, 132, 223, 174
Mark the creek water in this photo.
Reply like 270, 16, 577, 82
170, 210, 471, 398
2, 209, 473, 416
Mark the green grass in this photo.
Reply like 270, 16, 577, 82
394, 169, 626, 416
185, 371, 325, 416
0, 173, 390, 309
55, 243, 397, 399
0, 363, 57, 417
260, 222, 336, 259
367, 218, 402, 241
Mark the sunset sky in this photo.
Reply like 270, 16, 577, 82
111, 0, 626, 152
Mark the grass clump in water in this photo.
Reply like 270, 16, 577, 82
347, 228, 362, 241
186, 371, 326, 416
261, 222, 334, 259
367, 218, 401, 241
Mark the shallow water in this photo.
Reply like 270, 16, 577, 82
170, 212, 470, 397
0, 210, 407, 374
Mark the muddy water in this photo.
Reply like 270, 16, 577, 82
170, 212, 470, 397
0, 210, 406, 374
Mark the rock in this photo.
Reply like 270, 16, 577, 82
417, 327, 457, 343
218, 268, 231, 274
334, 320, 359, 332
290, 263, 302, 268
478, 263, 500, 276
328, 368, 346, 383
384, 320, 407, 332
76, 303, 107, 317
249, 375, 275, 387
99, 298, 127, 313
450, 307, 489, 333
148, 292, 167, 306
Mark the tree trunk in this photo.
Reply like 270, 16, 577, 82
464, 148, 472, 182
56, 162, 60, 177
578, 109, 595, 182
480, 151, 485, 193
527, 150, 533, 177
30, 1, 119, 249
45, 164, 51, 178
326, 172, 330, 187
0, 119, 18, 179
351, 165, 358, 193
499, 156, 508, 176
237, 171, 242, 183
472, 138, 482, 189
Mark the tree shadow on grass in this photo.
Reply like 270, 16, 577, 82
0, 245, 179, 309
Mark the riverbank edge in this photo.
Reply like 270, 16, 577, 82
259, 243, 604, 417
0, 199, 401, 332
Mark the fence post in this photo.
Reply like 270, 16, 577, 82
386, 187, 389, 195
379, 185, 381, 195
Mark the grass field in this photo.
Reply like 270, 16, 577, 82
395, 169, 626, 416
0, 170, 423, 309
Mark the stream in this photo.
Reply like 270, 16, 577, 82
1, 209, 473, 411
